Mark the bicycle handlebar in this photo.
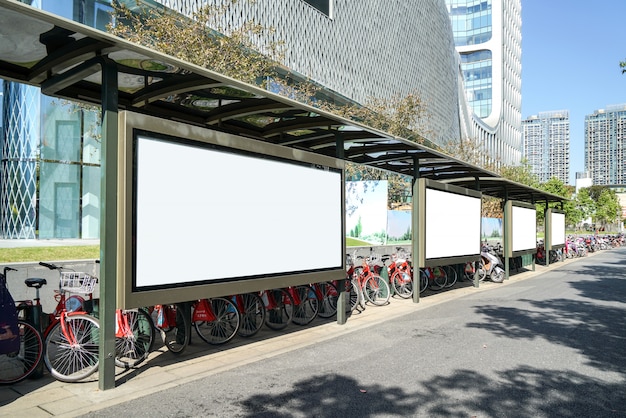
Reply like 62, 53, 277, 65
39, 262, 59, 270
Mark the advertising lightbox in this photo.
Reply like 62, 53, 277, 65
505, 201, 537, 257
547, 209, 566, 248
118, 111, 345, 308
419, 179, 481, 267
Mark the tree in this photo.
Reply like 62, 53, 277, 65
621, 59, 626, 74
594, 188, 621, 230
575, 186, 622, 231
535, 177, 577, 227
575, 187, 594, 227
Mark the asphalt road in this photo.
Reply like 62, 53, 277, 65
81, 249, 626, 418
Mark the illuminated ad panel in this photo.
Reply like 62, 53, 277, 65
511, 204, 537, 253
424, 180, 481, 264
134, 134, 343, 288
549, 209, 566, 247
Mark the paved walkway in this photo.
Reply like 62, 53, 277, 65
0, 256, 588, 418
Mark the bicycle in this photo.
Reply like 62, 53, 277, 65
420, 266, 448, 292
192, 297, 240, 345
88, 261, 155, 370
463, 259, 487, 282
310, 281, 339, 319
15, 262, 100, 383
233, 293, 266, 337
260, 288, 294, 330
150, 303, 191, 355
442, 265, 458, 288
352, 256, 391, 307
113, 307, 155, 369
0, 267, 44, 385
382, 252, 414, 299
288, 285, 319, 326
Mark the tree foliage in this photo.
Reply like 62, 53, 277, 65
110, 1, 285, 86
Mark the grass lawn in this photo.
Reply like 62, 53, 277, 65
0, 246, 100, 263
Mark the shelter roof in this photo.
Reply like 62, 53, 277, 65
0, 0, 564, 204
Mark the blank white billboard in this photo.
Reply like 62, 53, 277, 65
551, 211, 566, 246
512, 205, 537, 252
134, 134, 343, 289
425, 187, 481, 259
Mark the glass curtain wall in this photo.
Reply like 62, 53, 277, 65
0, 0, 109, 239
447, 0, 493, 118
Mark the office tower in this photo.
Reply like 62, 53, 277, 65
585, 104, 626, 185
522, 111, 570, 184
446, 0, 523, 166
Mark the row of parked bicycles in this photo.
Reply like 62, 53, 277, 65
536, 234, 625, 264
9, 234, 600, 385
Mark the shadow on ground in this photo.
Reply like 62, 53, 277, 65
237, 367, 626, 417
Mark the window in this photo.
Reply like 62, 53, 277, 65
302, 0, 332, 17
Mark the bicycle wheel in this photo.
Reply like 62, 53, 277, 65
419, 269, 429, 294
391, 270, 413, 298
364, 274, 391, 306
159, 304, 190, 355
44, 314, 100, 383
429, 267, 447, 291
444, 265, 458, 288
316, 282, 339, 318
236, 293, 265, 337
0, 320, 43, 385
340, 278, 362, 313
263, 289, 294, 330
291, 285, 319, 325
476, 260, 487, 282
194, 298, 240, 345
115, 309, 154, 369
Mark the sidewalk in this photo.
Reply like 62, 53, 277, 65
0, 256, 587, 418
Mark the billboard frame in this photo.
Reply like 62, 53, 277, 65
416, 178, 482, 268
504, 200, 537, 258
545, 208, 566, 250
117, 111, 346, 309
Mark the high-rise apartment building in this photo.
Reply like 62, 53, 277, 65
585, 104, 626, 185
446, 0, 523, 167
522, 111, 570, 184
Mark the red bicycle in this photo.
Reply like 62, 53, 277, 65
15, 262, 100, 383
192, 297, 240, 345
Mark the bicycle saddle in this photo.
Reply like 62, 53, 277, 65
25, 278, 47, 288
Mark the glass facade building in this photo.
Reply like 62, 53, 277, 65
446, 0, 523, 167
585, 104, 626, 185
0, 0, 111, 239
522, 111, 570, 184
2, 0, 514, 240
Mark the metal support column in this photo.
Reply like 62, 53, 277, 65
503, 188, 510, 280
544, 198, 550, 267
99, 58, 119, 390
474, 177, 481, 288
335, 131, 347, 325
411, 157, 421, 303
41, 56, 119, 390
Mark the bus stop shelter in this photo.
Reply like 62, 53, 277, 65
0, 0, 565, 390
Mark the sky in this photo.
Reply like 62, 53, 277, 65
521, 0, 626, 185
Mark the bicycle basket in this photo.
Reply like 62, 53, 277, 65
60, 272, 98, 294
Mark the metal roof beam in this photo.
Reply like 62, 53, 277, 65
131, 74, 223, 106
